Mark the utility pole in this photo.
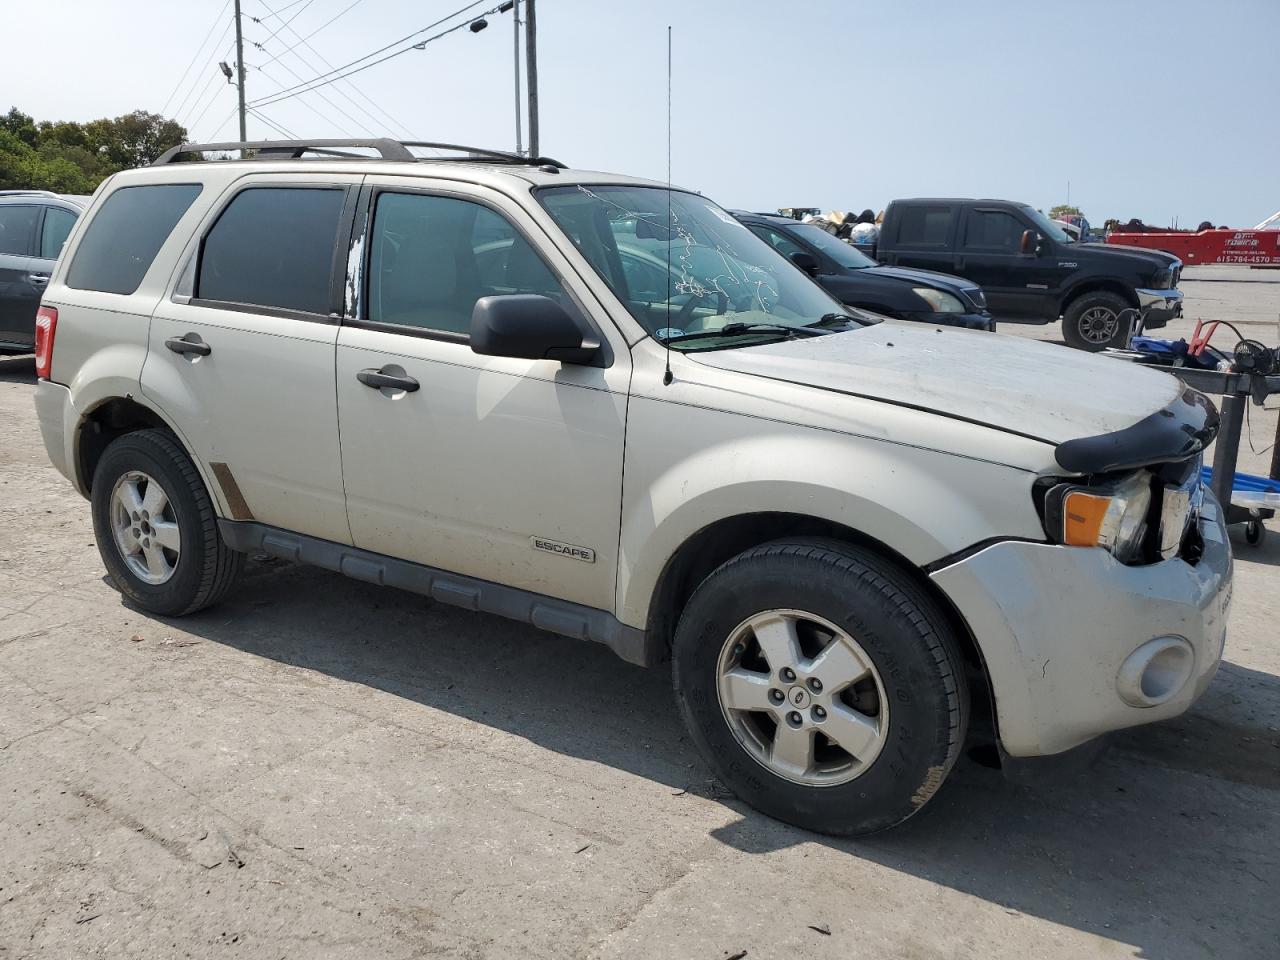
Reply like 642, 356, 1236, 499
233, 0, 247, 141
512, 0, 522, 155
525, 0, 538, 158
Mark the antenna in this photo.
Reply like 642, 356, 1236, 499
663, 24, 674, 387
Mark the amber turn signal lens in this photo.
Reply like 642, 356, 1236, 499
1061, 490, 1111, 547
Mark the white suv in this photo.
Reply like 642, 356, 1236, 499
33, 139, 1231, 835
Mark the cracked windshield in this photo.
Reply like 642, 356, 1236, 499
538, 185, 860, 350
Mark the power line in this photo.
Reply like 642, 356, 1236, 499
161, 0, 232, 116
185, 45, 239, 133
248, 0, 491, 107
248, 106, 302, 139
173, 21, 235, 121
253, 0, 417, 138
259, 0, 368, 70
254, 60, 375, 137
251, 0, 318, 49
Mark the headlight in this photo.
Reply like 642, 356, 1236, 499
1042, 471, 1153, 564
911, 287, 965, 313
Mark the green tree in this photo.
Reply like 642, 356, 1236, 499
0, 106, 187, 193
1049, 204, 1083, 219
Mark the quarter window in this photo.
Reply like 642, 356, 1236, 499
39, 207, 78, 260
0, 205, 38, 256
368, 192, 566, 336
198, 187, 345, 315
895, 205, 953, 246
963, 210, 1026, 251
67, 184, 201, 294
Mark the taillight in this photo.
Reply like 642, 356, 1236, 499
34, 306, 57, 380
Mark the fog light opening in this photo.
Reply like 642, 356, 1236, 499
1117, 636, 1195, 708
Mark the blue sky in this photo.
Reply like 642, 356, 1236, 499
15, 0, 1280, 227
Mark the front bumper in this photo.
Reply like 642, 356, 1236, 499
1135, 287, 1183, 329
930, 495, 1232, 757
34, 379, 82, 494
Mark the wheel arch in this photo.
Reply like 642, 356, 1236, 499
642, 512, 996, 730
1058, 279, 1138, 317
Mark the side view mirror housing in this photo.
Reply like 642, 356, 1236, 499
789, 251, 821, 276
1019, 229, 1038, 255
471, 294, 600, 366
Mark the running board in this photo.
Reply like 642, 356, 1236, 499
217, 520, 655, 667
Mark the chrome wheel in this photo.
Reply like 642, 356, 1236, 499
716, 609, 888, 787
1078, 306, 1120, 343
109, 471, 181, 585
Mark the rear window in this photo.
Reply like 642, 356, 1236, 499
196, 187, 345, 315
895, 205, 954, 246
66, 184, 202, 294
40, 207, 78, 260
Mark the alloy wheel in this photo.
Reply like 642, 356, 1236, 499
1079, 306, 1120, 343
109, 471, 181, 585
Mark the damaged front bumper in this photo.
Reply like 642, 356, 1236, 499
929, 494, 1232, 758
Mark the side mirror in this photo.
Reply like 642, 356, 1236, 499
1019, 229, 1038, 255
789, 251, 821, 276
471, 294, 600, 365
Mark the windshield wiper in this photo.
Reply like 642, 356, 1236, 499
806, 312, 863, 329
659, 322, 828, 345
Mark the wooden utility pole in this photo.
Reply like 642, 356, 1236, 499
233, 0, 247, 140
512, 0, 522, 154
525, 0, 538, 157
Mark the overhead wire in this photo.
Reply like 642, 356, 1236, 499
184, 41, 239, 133
161, 0, 232, 116
259, 0, 368, 70
173, 21, 235, 122
248, 0, 491, 107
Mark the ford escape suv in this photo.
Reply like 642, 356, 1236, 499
33, 139, 1231, 836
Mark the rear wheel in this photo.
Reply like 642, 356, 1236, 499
1062, 291, 1132, 351
91, 429, 242, 616
672, 539, 969, 835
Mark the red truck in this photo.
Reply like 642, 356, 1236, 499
1107, 210, 1280, 266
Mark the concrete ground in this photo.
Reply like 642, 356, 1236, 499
1, 267, 1278, 959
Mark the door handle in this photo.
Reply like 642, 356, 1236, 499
28, 273, 49, 285
165, 334, 211, 357
357, 367, 419, 392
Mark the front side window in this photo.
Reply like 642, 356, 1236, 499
67, 184, 201, 294
0, 205, 39, 256
367, 192, 567, 335
538, 185, 852, 351
749, 224, 809, 260
39, 207, 78, 260
963, 210, 1027, 251
198, 187, 345, 314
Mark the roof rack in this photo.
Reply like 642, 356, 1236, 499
152, 138, 566, 168
0, 189, 61, 199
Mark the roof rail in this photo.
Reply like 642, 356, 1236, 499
0, 189, 61, 199
152, 138, 566, 168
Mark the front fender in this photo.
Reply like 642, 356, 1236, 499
615, 398, 1046, 628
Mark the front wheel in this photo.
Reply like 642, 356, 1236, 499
672, 539, 969, 835
91, 429, 242, 617
1062, 291, 1133, 351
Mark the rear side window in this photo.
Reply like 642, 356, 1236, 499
895, 205, 954, 246
67, 184, 202, 294
39, 207, 78, 260
197, 187, 345, 315
0, 205, 39, 255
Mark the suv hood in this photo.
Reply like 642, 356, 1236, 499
691, 323, 1183, 446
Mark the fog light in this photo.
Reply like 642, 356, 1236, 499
1116, 636, 1195, 707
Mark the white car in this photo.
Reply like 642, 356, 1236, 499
32, 139, 1231, 835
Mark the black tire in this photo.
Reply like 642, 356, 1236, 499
91, 429, 242, 617
672, 539, 969, 836
1062, 290, 1133, 351
1245, 520, 1264, 546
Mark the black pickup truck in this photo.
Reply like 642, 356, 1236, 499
876, 198, 1183, 350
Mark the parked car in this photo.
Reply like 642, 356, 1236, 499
877, 198, 1183, 351
0, 191, 87, 351
33, 139, 1230, 836
735, 211, 994, 330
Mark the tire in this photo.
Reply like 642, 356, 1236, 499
1062, 291, 1133, 351
672, 539, 969, 836
91, 429, 242, 617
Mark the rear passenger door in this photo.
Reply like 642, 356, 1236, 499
143, 175, 360, 545
880, 203, 958, 276
0, 203, 41, 346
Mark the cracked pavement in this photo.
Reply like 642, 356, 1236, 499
1, 267, 1279, 958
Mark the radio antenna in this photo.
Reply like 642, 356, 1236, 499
662, 24, 674, 387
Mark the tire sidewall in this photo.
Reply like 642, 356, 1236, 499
1064, 292, 1131, 351
673, 544, 963, 835
91, 433, 212, 617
